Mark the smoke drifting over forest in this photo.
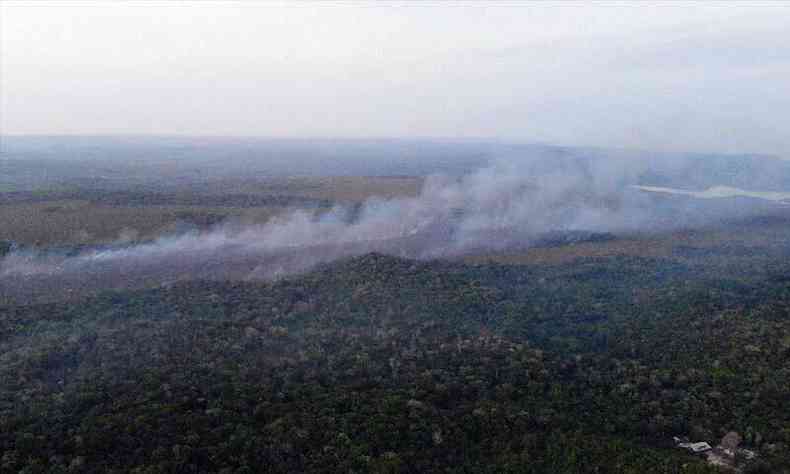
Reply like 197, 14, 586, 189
2, 148, 787, 302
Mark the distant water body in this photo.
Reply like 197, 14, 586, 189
633, 185, 790, 204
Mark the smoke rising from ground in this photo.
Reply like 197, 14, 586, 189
0, 153, 782, 301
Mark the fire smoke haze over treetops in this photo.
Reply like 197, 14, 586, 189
1, 150, 786, 301
2, 2, 790, 157
0, 155, 645, 282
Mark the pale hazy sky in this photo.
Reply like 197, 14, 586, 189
2, 2, 789, 156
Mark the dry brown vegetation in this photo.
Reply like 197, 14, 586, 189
0, 200, 283, 246
0, 177, 423, 247
278, 176, 422, 201
209, 175, 423, 202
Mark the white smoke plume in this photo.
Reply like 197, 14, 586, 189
0, 153, 774, 301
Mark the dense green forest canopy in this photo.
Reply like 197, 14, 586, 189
2, 229, 789, 472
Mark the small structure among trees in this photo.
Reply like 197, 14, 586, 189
675, 431, 761, 470
677, 441, 713, 454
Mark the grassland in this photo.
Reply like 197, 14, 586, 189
205, 176, 423, 202
0, 200, 275, 246
0, 176, 423, 247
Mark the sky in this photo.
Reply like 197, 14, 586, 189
2, 1, 790, 156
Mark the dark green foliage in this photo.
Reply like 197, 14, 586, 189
1, 249, 789, 472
